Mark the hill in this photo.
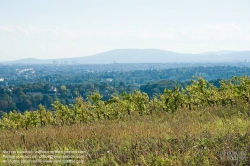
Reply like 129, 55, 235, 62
2, 49, 250, 64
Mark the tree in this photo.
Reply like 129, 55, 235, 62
31, 94, 43, 108
0, 100, 8, 111
59, 85, 69, 98
42, 95, 53, 108
118, 82, 126, 93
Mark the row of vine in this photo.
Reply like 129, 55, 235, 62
1, 76, 250, 129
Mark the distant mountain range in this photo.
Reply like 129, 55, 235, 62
2, 49, 250, 64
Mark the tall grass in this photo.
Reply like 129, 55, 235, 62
0, 106, 249, 165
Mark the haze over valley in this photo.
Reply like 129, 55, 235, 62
2, 49, 250, 64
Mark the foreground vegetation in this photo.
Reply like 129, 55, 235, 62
1, 76, 250, 165
0, 107, 249, 165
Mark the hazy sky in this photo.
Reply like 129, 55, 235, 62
0, 0, 249, 61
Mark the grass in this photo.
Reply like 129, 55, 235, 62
0, 106, 250, 165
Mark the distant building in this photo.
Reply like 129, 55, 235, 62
48, 86, 58, 92
26, 86, 59, 96
106, 78, 113, 82
26, 91, 42, 96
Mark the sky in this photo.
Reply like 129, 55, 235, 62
0, 0, 250, 61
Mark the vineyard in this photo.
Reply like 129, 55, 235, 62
0, 76, 250, 165
1, 76, 250, 129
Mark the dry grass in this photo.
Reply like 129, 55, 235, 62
0, 106, 250, 165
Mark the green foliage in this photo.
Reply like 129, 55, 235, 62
1, 76, 250, 129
